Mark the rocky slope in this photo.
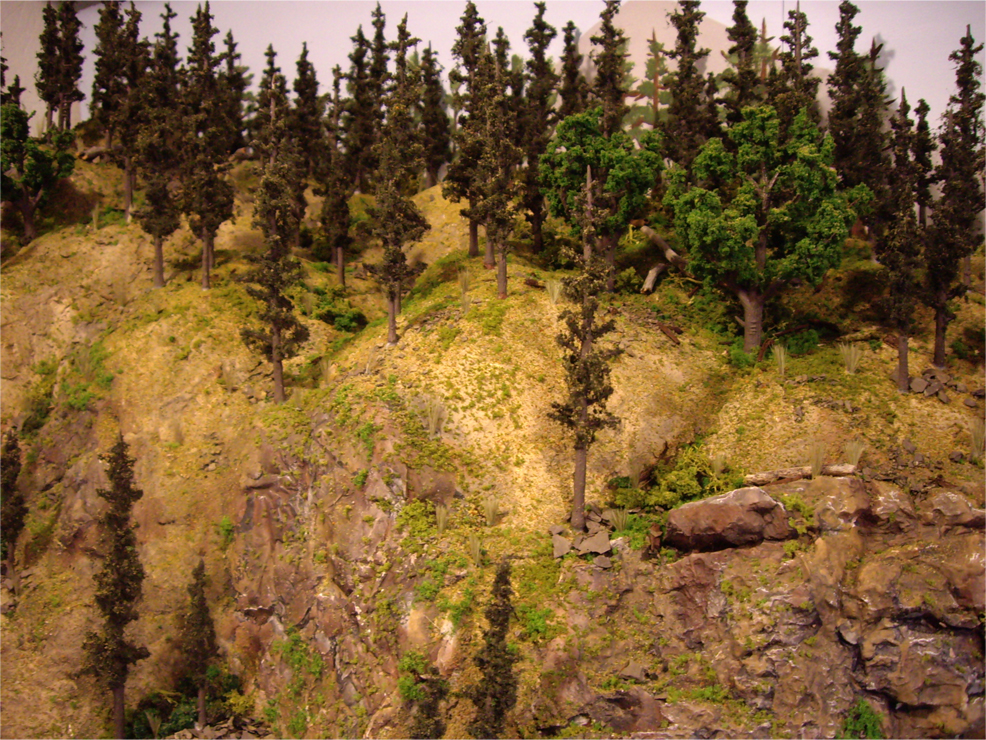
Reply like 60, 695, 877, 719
1, 157, 983, 739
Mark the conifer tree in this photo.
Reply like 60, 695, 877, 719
558, 21, 589, 120
116, 4, 149, 223
292, 42, 323, 177
55, 1, 85, 131
180, 560, 218, 730
589, 0, 631, 139
520, 2, 558, 253
419, 44, 451, 188
628, 31, 671, 130
373, 16, 430, 345
91, 1, 126, 146
880, 90, 922, 392
767, 3, 820, 136
82, 435, 150, 740
343, 26, 375, 192
368, 0, 390, 168
719, 0, 762, 126
1, 430, 26, 592
665, 106, 862, 352
134, 2, 182, 288
1, 98, 75, 242
444, 1, 488, 258
924, 26, 984, 368
491, 27, 524, 152
219, 31, 249, 153
663, 0, 714, 168
254, 45, 290, 167
35, 4, 60, 132
467, 561, 519, 739
912, 98, 937, 228
317, 66, 354, 285
180, 2, 235, 290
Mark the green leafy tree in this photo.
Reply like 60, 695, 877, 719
923, 26, 984, 367
134, 2, 182, 288
589, 0, 631, 139
664, 106, 862, 352
342, 25, 375, 192
82, 435, 150, 740
881, 90, 922, 392
372, 16, 430, 345
719, 0, 762, 126
242, 121, 310, 403
1, 430, 26, 591
419, 43, 451, 188
467, 561, 519, 739
55, 1, 85, 131
180, 1, 235, 290
317, 66, 353, 286
1, 101, 75, 242
179, 560, 218, 730
662, 0, 716, 168
444, 1, 488, 258
767, 4, 820, 136
558, 21, 589, 120
520, 2, 558, 253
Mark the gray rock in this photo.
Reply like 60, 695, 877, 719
620, 660, 648, 682
552, 534, 572, 559
956, 382, 969, 393
902, 438, 918, 454
586, 520, 603, 535
548, 524, 566, 536
665, 487, 796, 551
938, 390, 950, 404
578, 531, 612, 554
964, 397, 978, 408
950, 451, 965, 463
924, 380, 943, 396
910, 377, 929, 393
974, 388, 985, 398
593, 555, 613, 569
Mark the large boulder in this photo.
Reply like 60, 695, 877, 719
664, 487, 796, 551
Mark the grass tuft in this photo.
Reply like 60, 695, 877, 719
838, 342, 864, 374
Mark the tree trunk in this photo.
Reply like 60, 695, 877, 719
44, 105, 54, 134
896, 332, 910, 393
496, 246, 508, 298
336, 245, 345, 288
484, 225, 495, 269
396, 289, 402, 315
933, 304, 949, 368
153, 234, 165, 288
197, 685, 206, 730
468, 217, 479, 258
19, 200, 38, 243
530, 204, 544, 254
123, 155, 133, 224
962, 254, 971, 289
425, 169, 437, 189
571, 445, 587, 532
271, 325, 285, 403
738, 289, 765, 354
201, 233, 212, 289
603, 234, 617, 291
113, 685, 126, 740
387, 293, 399, 344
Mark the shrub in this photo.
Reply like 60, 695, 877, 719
728, 340, 755, 369
786, 329, 820, 356
840, 699, 884, 739
614, 267, 642, 294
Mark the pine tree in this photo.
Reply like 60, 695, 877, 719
116, 3, 149, 223
912, 98, 937, 228
1, 430, 26, 592
589, 0, 631, 139
91, 1, 126, 146
35, 4, 59, 132
719, 0, 762, 126
663, 0, 714, 168
180, 1, 235, 290
768, 3, 820, 137
368, 1, 390, 168
520, 2, 558, 254
254, 45, 290, 167
467, 561, 519, 739
134, 2, 182, 288
56, 1, 85, 131
180, 560, 218, 730
291, 42, 323, 177
242, 88, 310, 403
317, 66, 353, 285
924, 26, 985, 368
628, 31, 671, 131
342, 26, 375, 192
419, 44, 451, 188
1, 99, 75, 242
444, 1, 488, 258
491, 27, 524, 153
219, 31, 249, 153
664, 106, 863, 352
558, 21, 589, 120
372, 16, 430, 345
82, 435, 150, 740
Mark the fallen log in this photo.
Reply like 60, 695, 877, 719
639, 225, 689, 272
744, 463, 857, 486
641, 264, 666, 293
657, 323, 681, 345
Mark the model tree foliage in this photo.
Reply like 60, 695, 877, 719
342, 25, 376, 192
82, 435, 150, 740
589, 0, 631, 139
768, 3, 821, 136
663, 0, 716, 168
558, 21, 590, 120
720, 0, 763, 126
419, 43, 451, 188
1, 430, 26, 588
179, 559, 218, 730
317, 66, 354, 285
665, 106, 862, 353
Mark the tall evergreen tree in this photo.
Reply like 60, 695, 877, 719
254, 45, 290, 167
180, 1, 235, 290
767, 3, 820, 137
924, 26, 985, 368
881, 90, 922, 392
628, 31, 671, 130
242, 140, 310, 403
520, 2, 558, 253
134, 2, 182, 288
91, 2, 126, 146
82, 435, 150, 740
55, 1, 85, 131
444, 1, 488, 258
292, 42, 323, 177
368, 0, 390, 169
1, 430, 26, 593
663, 0, 714, 168
467, 561, 519, 739
491, 27, 524, 153
219, 31, 249, 153
342, 26, 375, 192
373, 15, 430, 345
317, 66, 353, 285
719, 0, 761, 126
419, 44, 451, 188
558, 21, 589, 120
35, 4, 60, 132
179, 560, 218, 730
912, 98, 937, 228
116, 3, 149, 223
589, 0, 631, 138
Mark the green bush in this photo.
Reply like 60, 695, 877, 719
840, 699, 884, 739
786, 329, 820, 356
728, 340, 755, 369
611, 513, 653, 550
614, 267, 642, 294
